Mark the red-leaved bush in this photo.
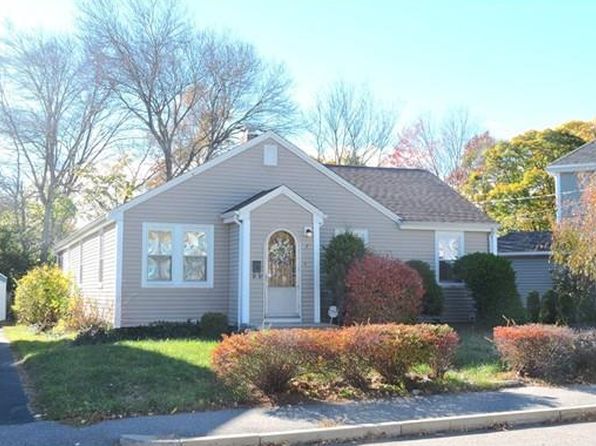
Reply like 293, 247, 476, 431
493, 324, 575, 381
344, 255, 424, 324
212, 324, 459, 397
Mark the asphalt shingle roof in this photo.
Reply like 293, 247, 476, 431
549, 140, 596, 167
326, 165, 494, 224
223, 187, 278, 213
498, 231, 552, 253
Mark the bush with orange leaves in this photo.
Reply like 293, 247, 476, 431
211, 324, 459, 397
493, 324, 575, 381
344, 255, 424, 324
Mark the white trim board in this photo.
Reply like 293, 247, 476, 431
401, 221, 498, 231
547, 163, 596, 173
499, 251, 552, 257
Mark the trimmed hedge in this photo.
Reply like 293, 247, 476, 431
344, 255, 424, 324
211, 324, 459, 397
200, 312, 229, 339
406, 260, 444, 316
454, 253, 526, 325
73, 320, 203, 345
493, 324, 596, 383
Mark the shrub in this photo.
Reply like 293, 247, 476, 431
57, 294, 110, 333
211, 324, 459, 396
539, 290, 557, 324
13, 265, 73, 331
344, 255, 424, 324
406, 260, 443, 316
212, 329, 303, 396
453, 253, 526, 325
493, 324, 575, 382
73, 320, 202, 345
200, 313, 228, 339
323, 232, 366, 320
552, 267, 596, 323
526, 291, 541, 323
573, 330, 596, 381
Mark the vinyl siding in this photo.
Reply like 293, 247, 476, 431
506, 256, 554, 304
118, 136, 492, 326
465, 231, 489, 254
227, 224, 239, 325
249, 195, 314, 325
58, 223, 116, 323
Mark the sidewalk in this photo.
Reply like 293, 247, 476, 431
1, 385, 596, 446
0, 328, 33, 425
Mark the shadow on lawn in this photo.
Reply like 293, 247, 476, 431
10, 337, 235, 423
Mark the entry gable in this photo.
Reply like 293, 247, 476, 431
221, 185, 325, 223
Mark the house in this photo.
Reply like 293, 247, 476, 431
547, 140, 596, 222
498, 231, 553, 303
55, 132, 498, 328
499, 140, 596, 304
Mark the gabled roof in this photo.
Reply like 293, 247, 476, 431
548, 140, 596, 172
326, 165, 495, 224
498, 231, 552, 255
221, 185, 324, 221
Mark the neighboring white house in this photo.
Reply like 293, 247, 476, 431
55, 132, 498, 328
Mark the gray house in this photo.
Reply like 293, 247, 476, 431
55, 132, 497, 328
498, 231, 553, 303
547, 140, 596, 222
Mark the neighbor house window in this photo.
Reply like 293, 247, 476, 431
334, 228, 369, 244
436, 231, 464, 283
143, 223, 214, 287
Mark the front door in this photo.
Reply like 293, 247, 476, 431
266, 230, 300, 319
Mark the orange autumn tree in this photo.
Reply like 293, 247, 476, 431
552, 173, 596, 282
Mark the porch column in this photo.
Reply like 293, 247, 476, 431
313, 214, 323, 324
239, 211, 251, 326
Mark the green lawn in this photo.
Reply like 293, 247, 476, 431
3, 326, 235, 423
4, 324, 511, 423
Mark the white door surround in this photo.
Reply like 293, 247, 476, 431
264, 229, 301, 322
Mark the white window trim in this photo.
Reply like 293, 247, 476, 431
435, 231, 465, 287
141, 223, 214, 288
334, 227, 369, 244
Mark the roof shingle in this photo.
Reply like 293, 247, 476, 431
498, 231, 552, 253
549, 140, 596, 168
326, 165, 494, 224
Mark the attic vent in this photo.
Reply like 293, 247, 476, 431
263, 144, 278, 166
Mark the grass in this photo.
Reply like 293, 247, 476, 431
4, 324, 512, 424
3, 325, 235, 423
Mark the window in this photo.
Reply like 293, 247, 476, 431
436, 231, 464, 284
334, 228, 369, 244
142, 223, 214, 287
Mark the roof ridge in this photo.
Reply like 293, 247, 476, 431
325, 163, 431, 173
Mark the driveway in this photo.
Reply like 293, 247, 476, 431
0, 327, 33, 425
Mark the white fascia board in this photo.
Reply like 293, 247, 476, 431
499, 251, 551, 257
546, 163, 596, 174
400, 221, 499, 232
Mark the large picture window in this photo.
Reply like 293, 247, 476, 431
143, 223, 214, 287
436, 231, 464, 284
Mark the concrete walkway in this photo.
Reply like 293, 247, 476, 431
0, 327, 33, 425
1, 385, 596, 446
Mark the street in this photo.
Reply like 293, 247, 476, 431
344, 422, 596, 446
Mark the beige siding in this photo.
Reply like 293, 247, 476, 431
249, 195, 314, 325
227, 224, 239, 325
465, 231, 489, 254
119, 136, 491, 326
58, 223, 116, 323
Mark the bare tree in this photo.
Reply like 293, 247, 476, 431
0, 33, 123, 261
308, 81, 396, 166
80, 0, 297, 182
389, 109, 479, 183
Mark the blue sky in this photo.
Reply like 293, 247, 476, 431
1, 0, 595, 138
